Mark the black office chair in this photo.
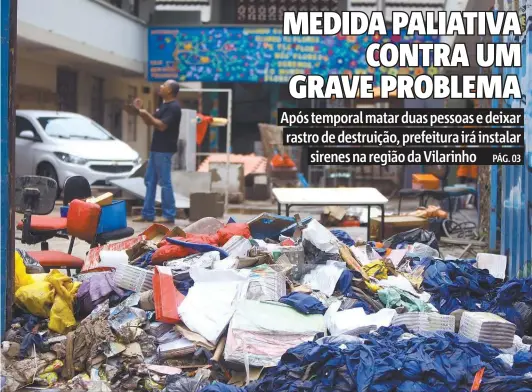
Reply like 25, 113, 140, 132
63, 175, 92, 206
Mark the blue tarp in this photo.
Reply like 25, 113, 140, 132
201, 326, 532, 392
423, 259, 532, 336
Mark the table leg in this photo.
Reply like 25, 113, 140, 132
380, 205, 385, 241
286, 205, 291, 216
277, 202, 281, 215
367, 205, 371, 242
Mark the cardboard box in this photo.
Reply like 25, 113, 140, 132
370, 215, 429, 241
412, 174, 440, 190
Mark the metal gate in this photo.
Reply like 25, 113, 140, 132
500, 0, 532, 278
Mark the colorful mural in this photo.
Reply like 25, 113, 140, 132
147, 27, 440, 83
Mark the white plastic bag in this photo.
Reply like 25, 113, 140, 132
178, 268, 250, 345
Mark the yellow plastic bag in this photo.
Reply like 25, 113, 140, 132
14, 281, 54, 318
46, 270, 81, 334
14, 251, 34, 292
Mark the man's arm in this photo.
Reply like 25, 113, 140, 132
138, 110, 168, 132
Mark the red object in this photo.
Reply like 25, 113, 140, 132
153, 266, 184, 324
151, 244, 195, 264
340, 220, 361, 227
271, 154, 284, 167
283, 154, 296, 168
67, 199, 101, 242
196, 113, 213, 145
16, 216, 67, 231
26, 250, 84, 269
281, 238, 295, 246
28, 200, 101, 272
152, 233, 219, 264
216, 223, 251, 246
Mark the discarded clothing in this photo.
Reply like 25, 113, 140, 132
378, 287, 435, 313
423, 259, 499, 315
219, 326, 531, 392
489, 278, 532, 336
330, 229, 355, 247
75, 272, 128, 319
279, 292, 327, 315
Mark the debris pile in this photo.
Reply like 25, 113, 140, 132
3, 215, 532, 391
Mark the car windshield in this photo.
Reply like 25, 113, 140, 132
37, 116, 114, 141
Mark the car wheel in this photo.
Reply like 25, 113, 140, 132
37, 162, 61, 199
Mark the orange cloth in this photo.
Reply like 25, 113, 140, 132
271, 154, 296, 168
457, 165, 478, 179
196, 114, 213, 145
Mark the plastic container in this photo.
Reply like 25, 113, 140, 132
60, 206, 69, 218
97, 200, 127, 234
412, 173, 440, 190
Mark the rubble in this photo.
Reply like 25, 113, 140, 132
4, 216, 532, 391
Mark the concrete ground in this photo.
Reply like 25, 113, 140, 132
15, 197, 478, 260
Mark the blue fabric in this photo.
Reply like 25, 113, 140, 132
422, 259, 498, 315
330, 229, 355, 247
132, 250, 155, 268
175, 278, 194, 296
227, 217, 236, 224
142, 152, 176, 221
279, 292, 327, 315
423, 260, 532, 336
205, 326, 531, 392
166, 237, 229, 259
335, 269, 354, 296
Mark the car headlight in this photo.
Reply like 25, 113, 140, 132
54, 152, 88, 165
133, 156, 142, 165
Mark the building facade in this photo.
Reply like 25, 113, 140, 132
16, 0, 158, 158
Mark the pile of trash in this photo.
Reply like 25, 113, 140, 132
3, 214, 532, 391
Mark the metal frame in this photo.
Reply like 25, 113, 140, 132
180, 87, 233, 211
273, 199, 386, 242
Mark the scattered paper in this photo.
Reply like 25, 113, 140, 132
476, 253, 507, 280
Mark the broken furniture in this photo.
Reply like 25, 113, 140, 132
16, 175, 91, 250
16, 175, 135, 275
272, 187, 388, 241
17, 175, 134, 250
398, 165, 478, 219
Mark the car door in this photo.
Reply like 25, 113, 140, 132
15, 115, 38, 176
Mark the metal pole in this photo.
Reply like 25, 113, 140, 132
179, 87, 233, 212
225, 88, 233, 211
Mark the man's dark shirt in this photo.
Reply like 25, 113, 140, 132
151, 100, 182, 153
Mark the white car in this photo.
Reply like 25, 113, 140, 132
15, 110, 142, 190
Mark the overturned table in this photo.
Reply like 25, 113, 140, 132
272, 187, 389, 241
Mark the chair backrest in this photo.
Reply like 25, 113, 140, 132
63, 176, 92, 206
66, 199, 101, 242
14, 175, 57, 215
423, 165, 450, 188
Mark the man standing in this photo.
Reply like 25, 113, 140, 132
132, 79, 182, 224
